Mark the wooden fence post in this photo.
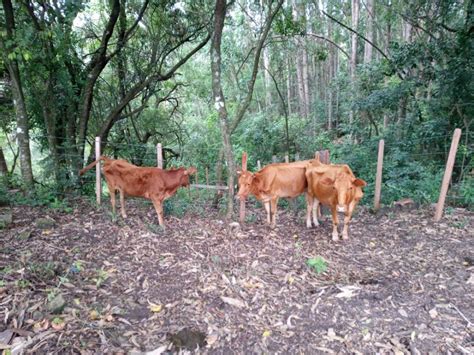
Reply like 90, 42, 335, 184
206, 167, 209, 186
285, 155, 289, 163
157, 143, 163, 168
295, 153, 300, 161
239, 152, 248, 224
435, 128, 462, 221
323, 150, 330, 164
374, 139, 384, 210
272, 155, 277, 163
257, 160, 261, 170
95, 137, 101, 205
195, 170, 199, 198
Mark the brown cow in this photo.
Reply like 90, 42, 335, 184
237, 160, 320, 227
80, 156, 196, 227
305, 161, 366, 241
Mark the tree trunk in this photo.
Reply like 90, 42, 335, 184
263, 47, 272, 108
327, 10, 334, 130
286, 57, 292, 115
211, 0, 235, 219
302, 47, 310, 120
1, 0, 34, 187
349, 0, 360, 129
76, 0, 121, 168
296, 44, 306, 118
0, 148, 8, 177
363, 0, 374, 64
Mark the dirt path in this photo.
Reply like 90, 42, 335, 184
1, 199, 473, 353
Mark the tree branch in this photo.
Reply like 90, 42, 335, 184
321, 10, 390, 61
230, 0, 284, 133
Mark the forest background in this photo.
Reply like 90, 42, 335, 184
0, 0, 472, 214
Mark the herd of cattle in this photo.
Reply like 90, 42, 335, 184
80, 155, 366, 241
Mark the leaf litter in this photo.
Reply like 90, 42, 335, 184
0, 198, 472, 353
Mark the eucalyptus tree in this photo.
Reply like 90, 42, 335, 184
211, 0, 284, 217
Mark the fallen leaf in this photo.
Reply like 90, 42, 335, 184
89, 310, 100, 320
335, 286, 360, 298
429, 308, 438, 319
149, 304, 162, 313
262, 330, 271, 338
33, 319, 49, 333
206, 334, 218, 346
398, 309, 408, 318
221, 296, 245, 308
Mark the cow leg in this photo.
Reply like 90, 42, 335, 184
305, 193, 313, 228
151, 198, 165, 228
270, 198, 278, 227
109, 189, 116, 215
330, 206, 339, 241
119, 189, 127, 218
342, 204, 355, 240
264, 201, 271, 224
312, 198, 320, 227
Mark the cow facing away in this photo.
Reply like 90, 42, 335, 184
305, 161, 366, 241
79, 156, 196, 227
237, 160, 319, 227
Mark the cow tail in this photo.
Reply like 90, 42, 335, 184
79, 156, 107, 176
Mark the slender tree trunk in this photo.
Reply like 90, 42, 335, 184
302, 47, 310, 119
364, 0, 374, 64
0, 148, 8, 177
263, 47, 272, 108
287, 57, 292, 115
211, 0, 235, 218
327, 10, 334, 130
296, 44, 306, 118
1, 0, 34, 187
212, 148, 225, 207
349, 0, 360, 128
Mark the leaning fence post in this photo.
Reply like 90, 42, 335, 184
239, 152, 248, 224
95, 136, 101, 205
323, 150, 330, 164
374, 139, 384, 210
435, 128, 462, 222
157, 143, 163, 168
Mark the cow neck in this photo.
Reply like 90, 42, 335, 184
160, 168, 187, 188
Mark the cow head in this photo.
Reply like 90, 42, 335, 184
321, 172, 367, 211
237, 170, 255, 199
179, 166, 197, 187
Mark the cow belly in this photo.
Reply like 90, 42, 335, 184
276, 187, 305, 198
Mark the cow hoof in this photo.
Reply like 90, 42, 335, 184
306, 221, 312, 228
122, 214, 128, 219
342, 234, 349, 240
332, 234, 339, 241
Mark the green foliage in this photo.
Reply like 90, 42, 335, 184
306, 257, 328, 274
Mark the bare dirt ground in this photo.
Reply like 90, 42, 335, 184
0, 197, 473, 354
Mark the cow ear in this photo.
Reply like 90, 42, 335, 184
321, 177, 334, 186
353, 178, 367, 187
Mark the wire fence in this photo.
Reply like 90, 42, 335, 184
1, 129, 472, 219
